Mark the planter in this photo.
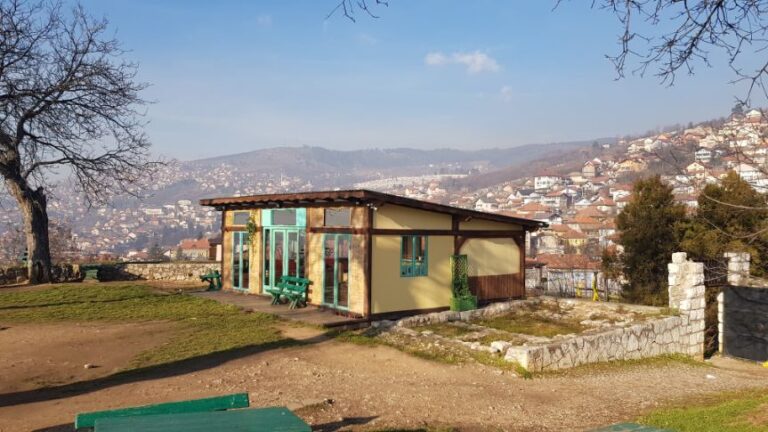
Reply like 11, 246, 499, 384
450, 295, 478, 312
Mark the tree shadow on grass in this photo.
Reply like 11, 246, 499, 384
0, 333, 330, 409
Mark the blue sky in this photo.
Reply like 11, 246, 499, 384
79, 1, 762, 159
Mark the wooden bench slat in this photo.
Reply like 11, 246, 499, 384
76, 393, 249, 429
93, 406, 310, 432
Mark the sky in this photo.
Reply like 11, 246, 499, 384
78, 1, 765, 160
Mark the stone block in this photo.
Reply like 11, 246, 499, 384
672, 252, 688, 264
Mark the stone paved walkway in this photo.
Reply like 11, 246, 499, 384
192, 290, 364, 327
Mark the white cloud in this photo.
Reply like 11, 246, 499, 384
256, 14, 272, 28
424, 52, 449, 66
424, 50, 500, 74
500, 85, 513, 102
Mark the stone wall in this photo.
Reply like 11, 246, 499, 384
504, 315, 685, 371
0, 264, 82, 286
388, 251, 707, 372
719, 253, 768, 362
97, 261, 220, 282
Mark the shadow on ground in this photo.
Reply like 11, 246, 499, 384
312, 416, 378, 432
0, 332, 331, 409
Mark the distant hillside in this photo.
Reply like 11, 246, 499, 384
184, 140, 614, 178
446, 138, 618, 190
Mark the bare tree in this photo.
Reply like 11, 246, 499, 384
328, 0, 388, 22
590, 0, 768, 104
0, 0, 157, 283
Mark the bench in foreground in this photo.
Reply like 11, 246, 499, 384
75, 393, 249, 429
93, 407, 311, 432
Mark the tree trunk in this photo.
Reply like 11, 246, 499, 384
5, 179, 51, 284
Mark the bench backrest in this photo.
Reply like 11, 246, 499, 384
278, 276, 311, 288
75, 393, 249, 429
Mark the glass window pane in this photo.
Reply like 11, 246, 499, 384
263, 229, 271, 287
272, 209, 297, 225
324, 208, 351, 226
233, 212, 250, 225
400, 235, 428, 277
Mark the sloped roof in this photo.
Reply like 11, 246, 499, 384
536, 253, 600, 270
200, 189, 546, 229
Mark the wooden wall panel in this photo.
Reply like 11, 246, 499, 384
469, 273, 525, 302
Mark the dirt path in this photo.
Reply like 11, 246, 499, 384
1, 324, 767, 432
0, 322, 175, 395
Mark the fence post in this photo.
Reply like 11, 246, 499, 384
724, 252, 751, 286
667, 252, 706, 359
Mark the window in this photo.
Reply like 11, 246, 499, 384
324, 208, 351, 227
272, 209, 297, 225
233, 211, 250, 225
400, 235, 428, 277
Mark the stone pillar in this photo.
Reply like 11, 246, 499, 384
724, 252, 751, 286
717, 291, 725, 354
667, 252, 706, 359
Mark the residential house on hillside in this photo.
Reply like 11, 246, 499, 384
534, 175, 562, 191
582, 160, 599, 178
617, 158, 647, 173
178, 238, 211, 260
694, 148, 713, 164
535, 253, 601, 298
200, 190, 545, 319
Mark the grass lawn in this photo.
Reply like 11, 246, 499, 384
476, 312, 585, 338
640, 390, 768, 432
0, 282, 287, 369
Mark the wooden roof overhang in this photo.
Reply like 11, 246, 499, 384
200, 189, 547, 231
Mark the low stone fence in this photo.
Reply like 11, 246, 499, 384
0, 264, 82, 285
504, 316, 685, 371
96, 261, 220, 282
386, 251, 707, 372
718, 253, 768, 362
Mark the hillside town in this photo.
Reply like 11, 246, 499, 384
1, 110, 766, 286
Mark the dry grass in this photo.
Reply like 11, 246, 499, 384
476, 312, 585, 338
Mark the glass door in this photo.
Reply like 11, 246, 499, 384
232, 231, 249, 290
262, 228, 305, 293
323, 234, 350, 309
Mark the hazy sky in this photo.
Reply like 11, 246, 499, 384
79, 1, 764, 160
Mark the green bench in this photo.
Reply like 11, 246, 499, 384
200, 269, 222, 291
266, 276, 311, 309
92, 407, 311, 432
75, 393, 249, 429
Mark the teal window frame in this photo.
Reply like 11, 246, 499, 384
231, 231, 250, 290
400, 235, 428, 277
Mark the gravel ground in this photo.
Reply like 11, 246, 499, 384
1, 325, 767, 432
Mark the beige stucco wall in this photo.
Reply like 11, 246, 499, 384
306, 231, 324, 305
348, 234, 366, 315
305, 206, 367, 315
460, 238, 519, 277
459, 219, 523, 231
374, 204, 451, 230
371, 235, 453, 314
220, 208, 261, 293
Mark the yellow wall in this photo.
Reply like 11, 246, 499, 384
459, 219, 522, 231
460, 238, 519, 277
371, 235, 453, 314
305, 206, 367, 315
220, 208, 261, 293
374, 204, 451, 230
